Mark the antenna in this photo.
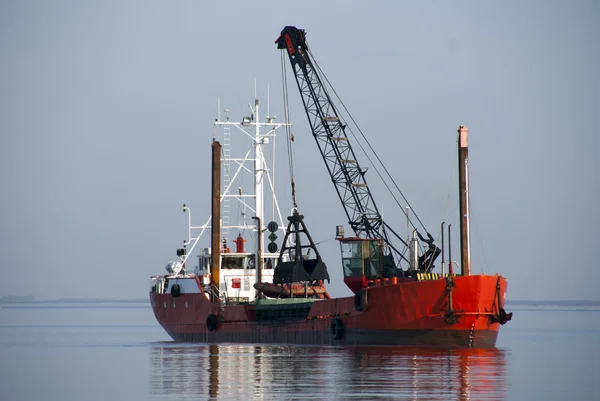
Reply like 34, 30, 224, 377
239, 187, 246, 227
406, 206, 411, 243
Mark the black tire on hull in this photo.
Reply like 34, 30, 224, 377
330, 318, 344, 340
206, 314, 218, 331
171, 284, 181, 298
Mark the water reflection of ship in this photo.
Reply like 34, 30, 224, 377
149, 344, 507, 400
342, 347, 508, 401
149, 343, 254, 400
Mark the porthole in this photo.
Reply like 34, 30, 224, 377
185, 301, 189, 308
163, 302, 167, 308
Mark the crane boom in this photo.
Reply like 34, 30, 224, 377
276, 26, 391, 246
277, 26, 443, 275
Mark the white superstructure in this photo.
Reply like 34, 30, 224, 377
151, 96, 292, 303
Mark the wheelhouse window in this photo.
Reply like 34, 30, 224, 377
341, 240, 363, 277
340, 239, 383, 278
222, 256, 244, 269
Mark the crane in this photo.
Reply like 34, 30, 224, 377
276, 26, 440, 287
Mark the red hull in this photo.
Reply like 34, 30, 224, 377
150, 274, 508, 348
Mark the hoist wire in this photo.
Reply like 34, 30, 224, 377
464, 149, 489, 275
306, 45, 430, 237
280, 51, 297, 209
469, 195, 489, 274
441, 136, 459, 224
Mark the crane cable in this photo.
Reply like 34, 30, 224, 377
306, 45, 430, 237
441, 136, 459, 224
280, 51, 298, 210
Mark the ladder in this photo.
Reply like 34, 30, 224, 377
221, 123, 231, 243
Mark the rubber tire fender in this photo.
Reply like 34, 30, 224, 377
171, 284, 181, 298
206, 314, 218, 331
330, 317, 344, 340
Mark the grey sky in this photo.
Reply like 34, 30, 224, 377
1, 1, 598, 301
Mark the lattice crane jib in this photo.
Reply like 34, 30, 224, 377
276, 26, 387, 244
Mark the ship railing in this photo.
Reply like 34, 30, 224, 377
206, 284, 228, 305
416, 272, 462, 281
150, 276, 166, 294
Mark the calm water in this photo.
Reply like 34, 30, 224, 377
1, 302, 599, 401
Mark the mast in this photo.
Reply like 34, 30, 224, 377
210, 97, 291, 268
254, 98, 264, 285
458, 125, 471, 276
211, 140, 222, 297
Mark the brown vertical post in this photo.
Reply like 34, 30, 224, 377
441, 222, 445, 275
457, 126, 471, 276
211, 141, 222, 298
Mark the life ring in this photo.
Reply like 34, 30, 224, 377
330, 318, 344, 340
354, 290, 367, 311
171, 284, 181, 298
206, 314, 218, 331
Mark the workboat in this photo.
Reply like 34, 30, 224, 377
149, 26, 511, 347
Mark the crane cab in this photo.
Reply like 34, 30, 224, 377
338, 238, 396, 293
